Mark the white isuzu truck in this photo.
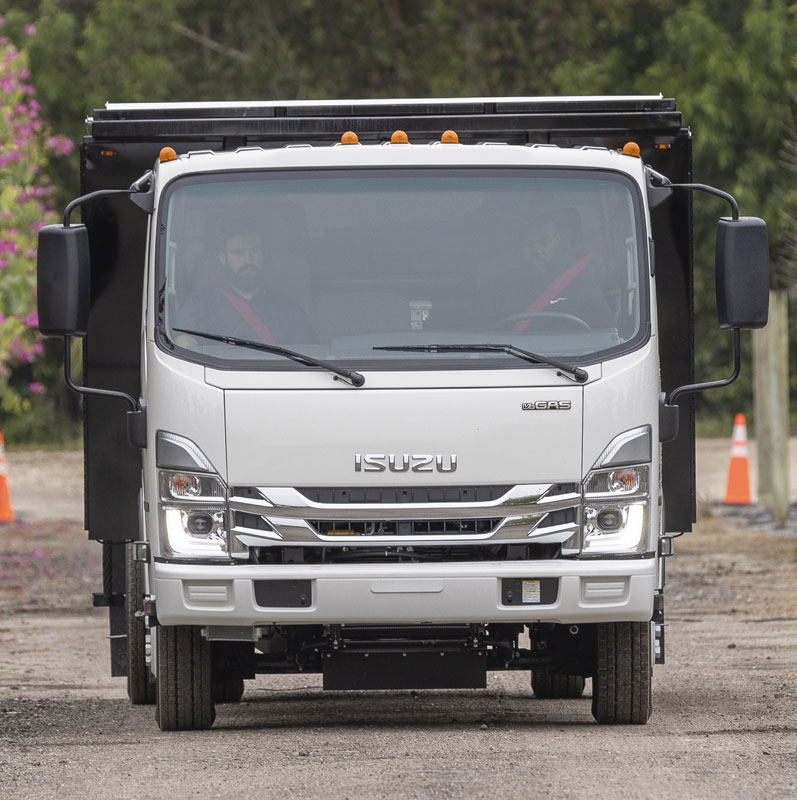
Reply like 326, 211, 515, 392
37, 97, 769, 729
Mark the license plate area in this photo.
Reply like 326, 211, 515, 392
254, 579, 312, 607
501, 577, 559, 605
323, 650, 487, 690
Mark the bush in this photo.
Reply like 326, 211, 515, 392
0, 21, 73, 433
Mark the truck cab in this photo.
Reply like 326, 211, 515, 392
37, 97, 769, 729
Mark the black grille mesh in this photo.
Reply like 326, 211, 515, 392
296, 486, 514, 504
307, 518, 503, 537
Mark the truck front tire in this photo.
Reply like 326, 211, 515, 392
155, 626, 216, 730
591, 621, 652, 724
126, 544, 155, 705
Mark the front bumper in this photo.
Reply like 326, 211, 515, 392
151, 557, 656, 625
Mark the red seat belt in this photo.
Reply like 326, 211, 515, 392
220, 289, 276, 345
513, 250, 597, 332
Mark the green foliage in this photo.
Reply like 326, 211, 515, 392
0, 22, 72, 426
1, 0, 795, 440
553, 0, 797, 423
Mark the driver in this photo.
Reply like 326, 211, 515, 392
489, 213, 614, 331
175, 212, 315, 346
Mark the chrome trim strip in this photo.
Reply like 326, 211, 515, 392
231, 521, 578, 548
229, 486, 579, 522
230, 516, 579, 547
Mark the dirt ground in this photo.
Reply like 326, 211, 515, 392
1, 447, 795, 799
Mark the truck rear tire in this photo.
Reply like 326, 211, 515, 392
531, 670, 586, 699
155, 626, 216, 730
591, 621, 652, 724
212, 677, 245, 704
126, 544, 155, 705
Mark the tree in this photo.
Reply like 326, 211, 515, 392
2, 0, 796, 437
554, 0, 797, 427
0, 19, 72, 420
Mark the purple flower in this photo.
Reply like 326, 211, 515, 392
25, 310, 38, 328
29, 382, 45, 394
46, 135, 73, 156
25, 24, 37, 37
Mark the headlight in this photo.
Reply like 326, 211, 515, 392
580, 426, 651, 556
156, 431, 232, 559
582, 500, 648, 554
159, 470, 229, 558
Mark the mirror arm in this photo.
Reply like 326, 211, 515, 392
63, 335, 139, 412
648, 172, 740, 220
667, 327, 741, 405
63, 171, 153, 226
63, 336, 147, 448
64, 189, 132, 227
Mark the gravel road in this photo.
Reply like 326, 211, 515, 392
1, 448, 795, 799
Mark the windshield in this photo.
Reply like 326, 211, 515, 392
160, 168, 647, 369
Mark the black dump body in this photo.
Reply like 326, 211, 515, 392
81, 97, 692, 673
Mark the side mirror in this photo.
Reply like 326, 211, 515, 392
715, 216, 769, 330
37, 224, 91, 337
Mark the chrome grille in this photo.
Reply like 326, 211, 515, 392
229, 483, 580, 548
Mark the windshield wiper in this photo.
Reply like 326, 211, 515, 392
373, 343, 588, 383
174, 328, 365, 387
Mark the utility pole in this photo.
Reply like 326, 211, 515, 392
752, 289, 790, 527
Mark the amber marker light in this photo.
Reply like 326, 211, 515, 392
340, 131, 359, 144
655, 143, 672, 150
159, 146, 178, 162
441, 130, 459, 143
390, 130, 409, 144
622, 141, 641, 157
609, 468, 639, 493
100, 149, 117, 157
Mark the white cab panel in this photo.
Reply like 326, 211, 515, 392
224, 385, 583, 485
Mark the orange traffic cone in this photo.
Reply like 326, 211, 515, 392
723, 413, 751, 505
0, 432, 15, 522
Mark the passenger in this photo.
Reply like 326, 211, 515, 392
489, 213, 614, 331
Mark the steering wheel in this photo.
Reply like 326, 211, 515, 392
493, 310, 592, 332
